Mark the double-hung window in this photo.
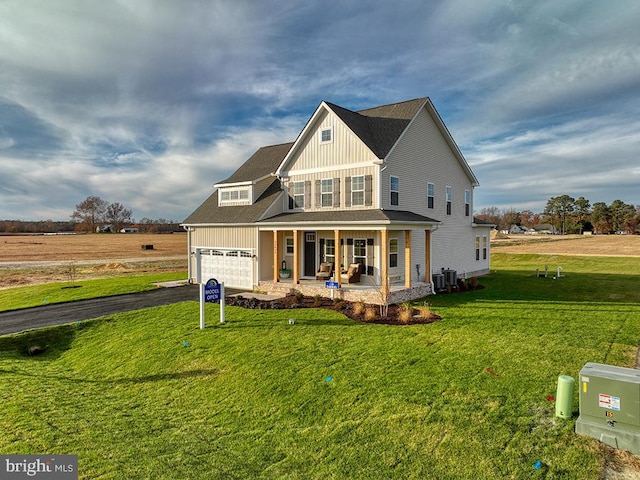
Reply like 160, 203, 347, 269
321, 179, 333, 207
325, 238, 335, 265
482, 236, 488, 260
475, 236, 480, 261
389, 238, 398, 268
293, 181, 304, 209
446, 186, 452, 215
390, 176, 399, 206
464, 190, 470, 216
351, 175, 365, 206
427, 182, 435, 209
354, 239, 367, 270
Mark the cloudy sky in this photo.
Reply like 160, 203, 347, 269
1, 0, 639, 222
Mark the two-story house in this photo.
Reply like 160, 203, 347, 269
182, 97, 491, 304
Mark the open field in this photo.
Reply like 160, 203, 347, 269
491, 233, 640, 257
1, 255, 640, 478
0, 233, 188, 289
0, 232, 187, 262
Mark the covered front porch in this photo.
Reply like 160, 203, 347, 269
256, 221, 437, 305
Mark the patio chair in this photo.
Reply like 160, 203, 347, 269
315, 262, 333, 280
341, 263, 362, 284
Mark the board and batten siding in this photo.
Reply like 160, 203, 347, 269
283, 109, 378, 174
189, 226, 257, 250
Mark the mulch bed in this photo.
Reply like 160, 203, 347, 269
226, 293, 442, 326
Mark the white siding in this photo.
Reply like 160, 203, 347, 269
380, 107, 488, 278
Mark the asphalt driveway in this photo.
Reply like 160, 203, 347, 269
0, 284, 242, 336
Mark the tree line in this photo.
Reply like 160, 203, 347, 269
0, 196, 181, 234
476, 196, 640, 234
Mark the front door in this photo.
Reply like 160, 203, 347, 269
304, 232, 316, 277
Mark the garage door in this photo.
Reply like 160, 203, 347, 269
197, 248, 254, 290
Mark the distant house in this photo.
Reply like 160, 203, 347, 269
508, 225, 528, 235
183, 97, 492, 303
96, 224, 113, 233
532, 224, 558, 235
120, 227, 139, 233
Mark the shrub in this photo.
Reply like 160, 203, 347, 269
416, 303, 432, 319
313, 294, 323, 307
294, 291, 304, 301
398, 303, 414, 324
364, 307, 377, 322
353, 300, 366, 316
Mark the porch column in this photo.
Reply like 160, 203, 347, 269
381, 229, 389, 298
405, 230, 412, 288
273, 230, 279, 282
425, 230, 431, 283
334, 229, 341, 288
293, 229, 300, 284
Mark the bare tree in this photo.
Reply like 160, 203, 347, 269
104, 202, 133, 233
71, 196, 107, 232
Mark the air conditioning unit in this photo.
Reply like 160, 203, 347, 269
575, 362, 640, 454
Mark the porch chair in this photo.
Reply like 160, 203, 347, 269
315, 262, 333, 280
341, 263, 362, 284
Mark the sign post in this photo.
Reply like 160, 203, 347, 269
200, 278, 225, 329
325, 278, 339, 300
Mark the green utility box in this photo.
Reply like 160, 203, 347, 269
576, 362, 640, 454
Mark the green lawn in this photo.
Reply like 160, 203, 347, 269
1, 255, 639, 478
0, 271, 187, 312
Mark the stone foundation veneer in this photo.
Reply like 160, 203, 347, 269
257, 282, 433, 305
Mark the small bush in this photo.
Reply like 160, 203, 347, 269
398, 304, 414, 324
294, 291, 304, 301
353, 300, 366, 316
416, 303, 432, 319
364, 307, 377, 322
313, 294, 323, 307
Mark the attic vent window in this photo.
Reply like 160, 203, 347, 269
320, 127, 333, 144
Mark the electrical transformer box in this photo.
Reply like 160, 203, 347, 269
575, 362, 640, 454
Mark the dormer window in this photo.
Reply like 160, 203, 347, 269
219, 186, 250, 205
320, 127, 333, 144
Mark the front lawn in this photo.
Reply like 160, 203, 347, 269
1, 254, 640, 478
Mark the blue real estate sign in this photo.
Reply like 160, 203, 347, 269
204, 278, 221, 302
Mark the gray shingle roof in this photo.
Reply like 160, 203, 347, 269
325, 97, 427, 159
222, 142, 294, 184
183, 178, 282, 224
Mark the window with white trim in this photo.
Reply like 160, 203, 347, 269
475, 236, 480, 261
427, 182, 435, 209
285, 237, 294, 256
325, 238, 335, 265
464, 190, 470, 216
351, 175, 365, 206
293, 181, 304, 209
446, 186, 452, 215
389, 238, 398, 268
390, 176, 399, 206
482, 235, 488, 260
219, 187, 250, 204
320, 127, 333, 144
354, 239, 367, 270
321, 178, 333, 207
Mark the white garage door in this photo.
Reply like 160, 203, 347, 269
197, 248, 254, 290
